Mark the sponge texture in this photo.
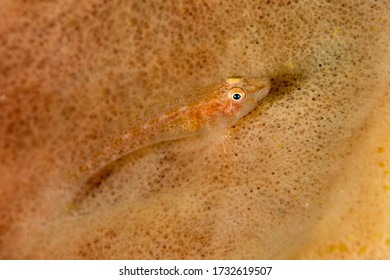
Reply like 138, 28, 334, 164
0, 0, 390, 259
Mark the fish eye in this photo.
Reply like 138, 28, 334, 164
228, 87, 246, 102
233, 93, 242, 100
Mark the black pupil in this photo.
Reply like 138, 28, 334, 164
232, 93, 241, 100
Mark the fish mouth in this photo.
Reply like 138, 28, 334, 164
250, 77, 271, 102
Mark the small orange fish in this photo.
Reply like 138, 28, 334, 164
75, 76, 270, 182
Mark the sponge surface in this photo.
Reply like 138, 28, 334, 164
0, 0, 389, 259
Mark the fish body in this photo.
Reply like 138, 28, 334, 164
76, 76, 271, 181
